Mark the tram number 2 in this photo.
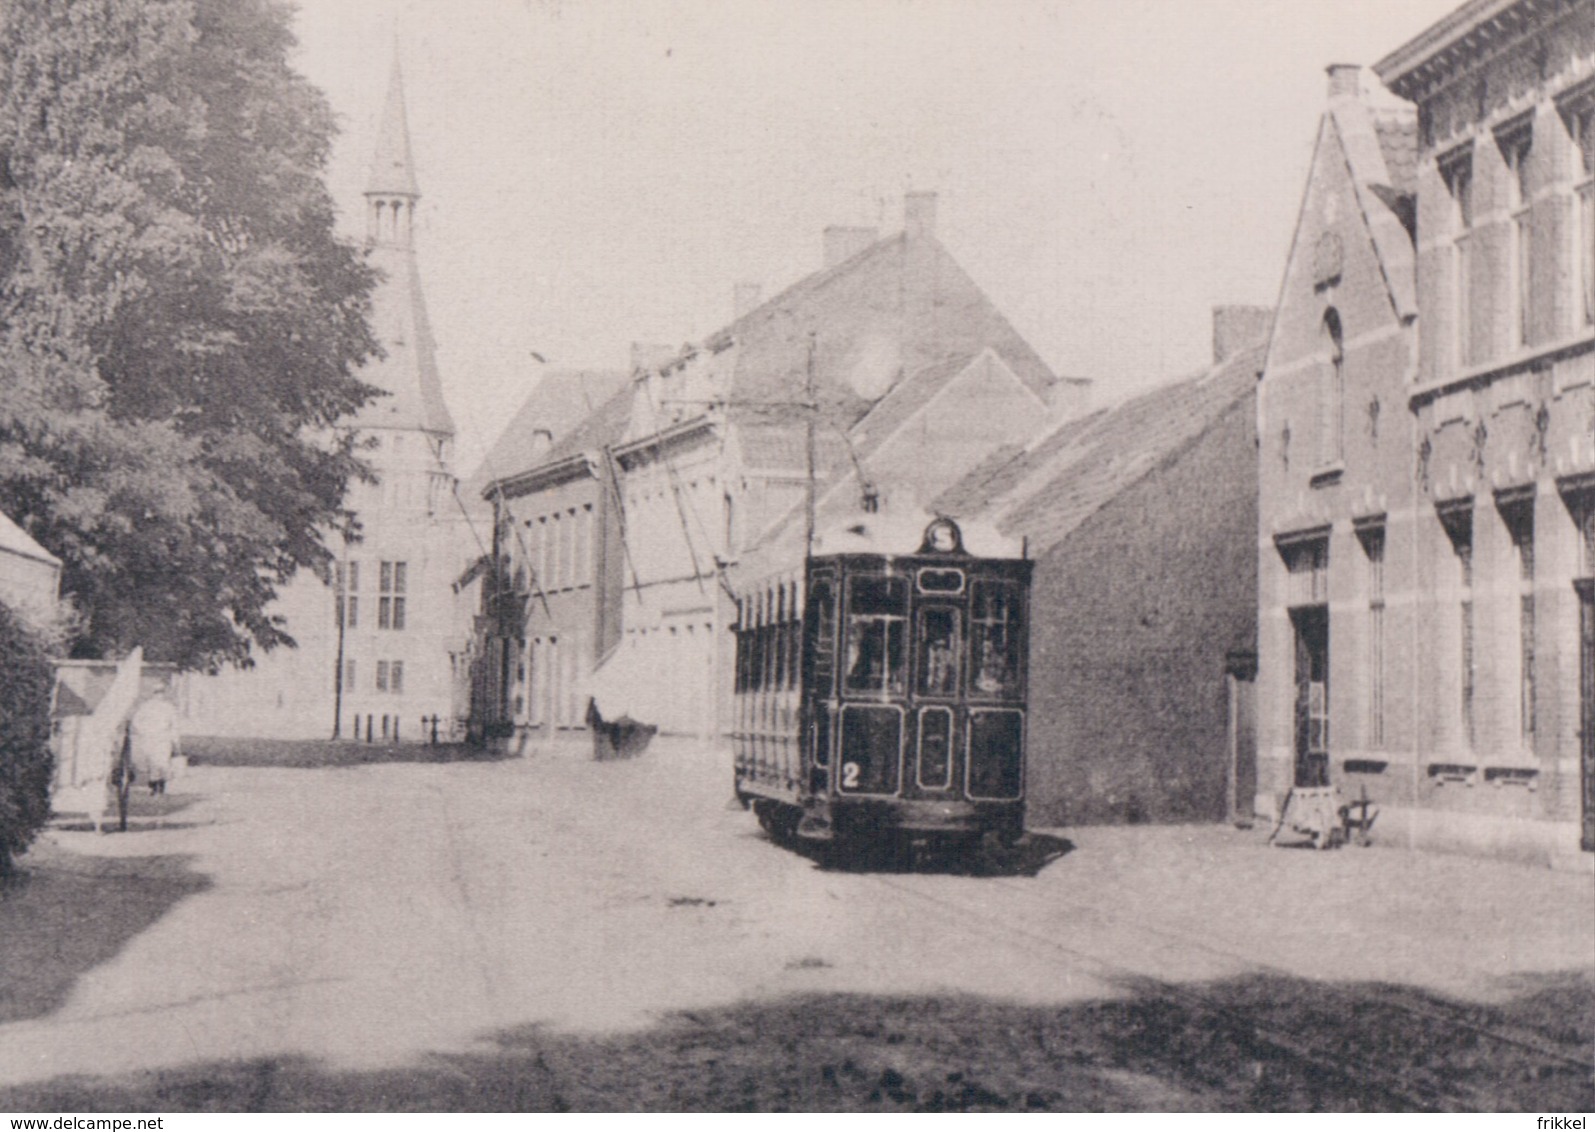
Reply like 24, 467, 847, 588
841, 762, 861, 789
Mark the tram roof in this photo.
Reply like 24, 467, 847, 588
810, 510, 1021, 561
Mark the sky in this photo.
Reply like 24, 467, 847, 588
286, 0, 1464, 476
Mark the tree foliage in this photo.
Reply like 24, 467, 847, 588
0, 0, 380, 670
0, 601, 54, 880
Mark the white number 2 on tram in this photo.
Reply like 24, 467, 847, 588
841, 762, 861, 789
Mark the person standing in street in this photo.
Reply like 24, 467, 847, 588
129, 692, 179, 796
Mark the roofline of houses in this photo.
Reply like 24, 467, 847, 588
481, 452, 597, 502
610, 414, 717, 467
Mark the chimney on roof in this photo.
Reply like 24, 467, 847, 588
630, 342, 676, 373
733, 282, 763, 318
904, 191, 938, 239
823, 226, 878, 269
1213, 305, 1273, 364
1327, 63, 1361, 100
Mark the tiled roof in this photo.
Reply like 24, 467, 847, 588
935, 343, 1264, 556
708, 230, 1060, 429
469, 369, 630, 493
847, 352, 981, 462
539, 380, 638, 467
1371, 107, 1418, 197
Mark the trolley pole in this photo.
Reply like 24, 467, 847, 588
804, 331, 817, 559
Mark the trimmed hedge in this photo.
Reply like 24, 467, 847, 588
0, 602, 54, 880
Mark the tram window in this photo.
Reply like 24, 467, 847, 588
806, 574, 837, 687
918, 567, 965, 595
970, 580, 1023, 698
844, 575, 907, 696
916, 607, 961, 696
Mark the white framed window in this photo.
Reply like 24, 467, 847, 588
1439, 503, 1475, 748
379, 560, 407, 630
1498, 122, 1533, 347
1441, 148, 1474, 368
1561, 96, 1595, 330
1502, 498, 1535, 739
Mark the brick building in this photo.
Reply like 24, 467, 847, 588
940, 312, 1267, 828
1258, 0, 1595, 866
473, 378, 631, 742
1256, 64, 1423, 842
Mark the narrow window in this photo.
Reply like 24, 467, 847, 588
376, 660, 389, 692
1443, 150, 1474, 368
969, 580, 1024, 699
1320, 309, 1344, 468
378, 560, 407, 630
1441, 504, 1475, 748
1499, 124, 1534, 347
1361, 526, 1386, 749
335, 562, 359, 629
1503, 499, 1536, 739
345, 659, 356, 691
1565, 100, 1595, 330
391, 660, 404, 695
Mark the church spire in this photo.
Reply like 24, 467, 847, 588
354, 56, 455, 439
365, 55, 419, 246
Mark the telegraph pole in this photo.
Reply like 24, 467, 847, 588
331, 537, 348, 739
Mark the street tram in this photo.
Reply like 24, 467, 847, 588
731, 515, 1031, 856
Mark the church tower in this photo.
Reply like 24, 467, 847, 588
182, 58, 478, 742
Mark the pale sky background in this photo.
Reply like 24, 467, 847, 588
286, 0, 1463, 477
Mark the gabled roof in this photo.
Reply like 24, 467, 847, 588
0, 510, 58, 566
469, 368, 630, 491
847, 351, 982, 462
717, 230, 1059, 423
935, 343, 1264, 556
630, 222, 1067, 457
1329, 94, 1419, 321
481, 379, 637, 500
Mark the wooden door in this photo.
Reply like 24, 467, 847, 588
1578, 580, 1594, 852
1292, 607, 1330, 788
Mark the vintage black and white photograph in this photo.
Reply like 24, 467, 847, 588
0, 0, 1592, 1114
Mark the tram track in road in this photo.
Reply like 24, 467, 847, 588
861, 869, 1595, 1111
973, 872, 1595, 1078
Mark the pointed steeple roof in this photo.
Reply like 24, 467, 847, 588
366, 57, 419, 199
353, 56, 454, 438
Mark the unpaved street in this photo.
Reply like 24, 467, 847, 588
1, 738, 1591, 1111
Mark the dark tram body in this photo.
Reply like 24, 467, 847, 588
731, 517, 1032, 852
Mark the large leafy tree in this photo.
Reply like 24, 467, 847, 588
0, 0, 380, 671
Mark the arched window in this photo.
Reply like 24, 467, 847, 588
1320, 308, 1344, 468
